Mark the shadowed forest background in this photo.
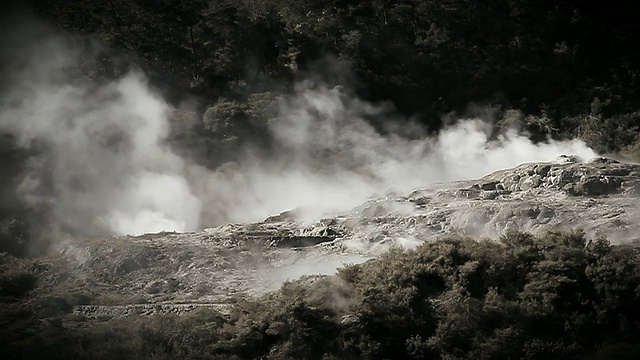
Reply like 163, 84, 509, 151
27, 0, 640, 155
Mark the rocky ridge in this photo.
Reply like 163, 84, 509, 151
9, 156, 640, 319
341, 155, 640, 247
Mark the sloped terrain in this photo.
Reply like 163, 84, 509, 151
2, 156, 640, 359
2, 156, 638, 320
342, 156, 640, 247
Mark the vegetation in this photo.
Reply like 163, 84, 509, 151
27, 0, 640, 153
2, 231, 640, 359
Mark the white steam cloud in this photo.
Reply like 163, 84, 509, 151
0, 16, 201, 238
1, 12, 597, 245
193, 82, 596, 225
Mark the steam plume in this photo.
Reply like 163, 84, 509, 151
1, 10, 597, 248
0, 13, 201, 241
192, 81, 596, 225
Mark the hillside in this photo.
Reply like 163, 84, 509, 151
2, 157, 640, 359
1, 1, 640, 359
24, 0, 640, 154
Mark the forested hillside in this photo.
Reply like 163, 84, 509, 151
30, 0, 640, 154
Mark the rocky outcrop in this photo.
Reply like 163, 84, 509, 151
338, 156, 640, 247
477, 156, 637, 196
15, 156, 640, 319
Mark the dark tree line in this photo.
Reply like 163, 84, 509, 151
26, 0, 640, 153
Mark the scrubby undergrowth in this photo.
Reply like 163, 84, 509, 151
2, 231, 639, 359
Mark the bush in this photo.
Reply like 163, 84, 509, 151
3, 232, 639, 359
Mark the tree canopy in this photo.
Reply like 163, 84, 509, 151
28, 0, 640, 154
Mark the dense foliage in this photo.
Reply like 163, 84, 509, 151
2, 232, 640, 359
29, 0, 640, 154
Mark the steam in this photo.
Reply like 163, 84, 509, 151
273, 82, 595, 183
1, 11, 597, 247
0, 15, 201, 239
193, 82, 596, 225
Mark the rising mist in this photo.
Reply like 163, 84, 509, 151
0, 10, 597, 252
0, 11, 201, 243
190, 81, 596, 225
